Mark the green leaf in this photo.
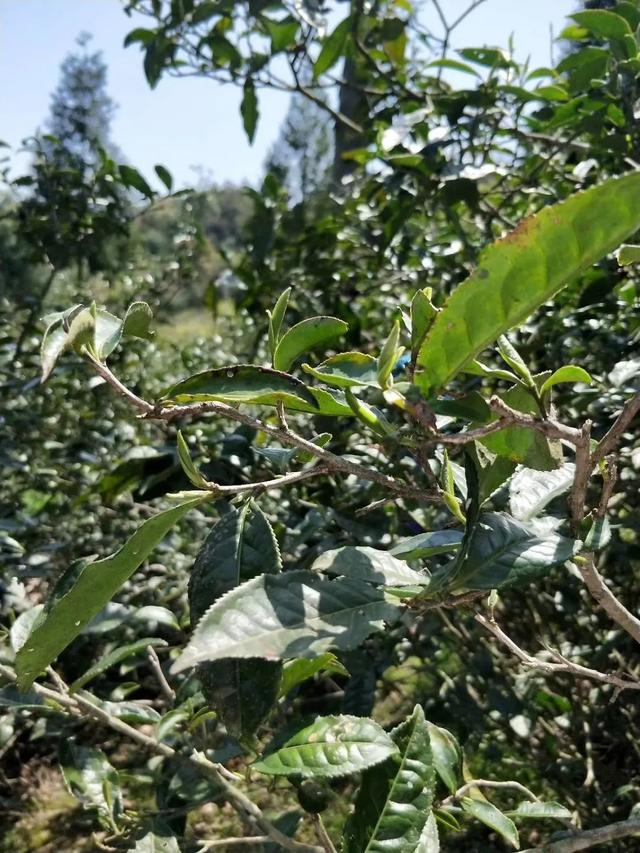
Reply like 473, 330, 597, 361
432, 512, 578, 594
69, 638, 168, 692
458, 46, 513, 68
286, 387, 355, 417
241, 79, 259, 144
312, 547, 428, 587
479, 383, 561, 471
92, 307, 124, 360
176, 431, 209, 489
123, 301, 155, 340
314, 17, 351, 77
617, 244, 640, 266
162, 364, 319, 410
497, 336, 534, 387
427, 723, 462, 794
154, 164, 173, 191
172, 570, 400, 672
415, 813, 439, 853
268, 287, 291, 357
460, 798, 519, 849
509, 464, 575, 521
303, 352, 380, 388
343, 705, 435, 853
416, 172, 640, 395
119, 164, 154, 198
585, 516, 612, 551
506, 801, 572, 821
411, 288, 438, 360
540, 366, 592, 395
188, 503, 282, 740
377, 321, 402, 389
60, 742, 122, 830
279, 654, 349, 698
15, 494, 208, 690
273, 317, 348, 372
131, 832, 180, 853
571, 10, 633, 42
253, 715, 398, 778
389, 531, 464, 561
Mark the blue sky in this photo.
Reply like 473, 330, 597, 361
1, 0, 575, 189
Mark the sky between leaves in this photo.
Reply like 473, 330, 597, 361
1, 0, 574, 190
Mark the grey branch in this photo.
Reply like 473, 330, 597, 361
522, 816, 640, 852
475, 612, 640, 693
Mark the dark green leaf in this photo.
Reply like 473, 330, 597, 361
571, 10, 633, 41
188, 503, 282, 739
253, 715, 398, 778
162, 364, 319, 410
119, 164, 155, 198
60, 742, 122, 829
172, 571, 400, 671
154, 164, 173, 191
241, 79, 259, 144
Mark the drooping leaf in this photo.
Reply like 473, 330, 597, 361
427, 723, 462, 794
172, 571, 400, 672
389, 530, 464, 561
509, 464, 575, 521
279, 654, 349, 698
506, 801, 572, 821
343, 705, 435, 853
416, 172, 640, 394
162, 364, 319, 410
188, 503, 282, 740
497, 336, 535, 387
253, 715, 398, 778
273, 317, 348, 372
240, 78, 259, 144
314, 17, 351, 77
460, 798, 519, 849
15, 494, 208, 690
539, 365, 592, 395
312, 547, 428, 587
303, 352, 379, 388
69, 638, 168, 692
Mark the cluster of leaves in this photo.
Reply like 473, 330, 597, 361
3, 1, 640, 851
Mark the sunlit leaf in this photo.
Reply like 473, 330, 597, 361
273, 316, 348, 372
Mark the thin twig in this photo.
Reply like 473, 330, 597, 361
521, 816, 640, 852
475, 613, 640, 692
147, 645, 175, 703
576, 555, 640, 645
311, 814, 338, 853
0, 664, 322, 853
